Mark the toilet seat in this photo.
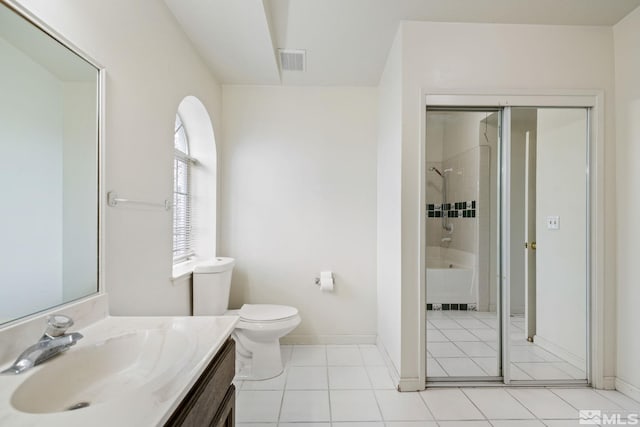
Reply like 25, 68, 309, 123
239, 304, 298, 323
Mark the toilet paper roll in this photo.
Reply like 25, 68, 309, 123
319, 271, 334, 292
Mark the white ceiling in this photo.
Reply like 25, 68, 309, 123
165, 0, 640, 86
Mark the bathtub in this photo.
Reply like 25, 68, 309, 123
426, 250, 476, 304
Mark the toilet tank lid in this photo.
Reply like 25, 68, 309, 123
239, 304, 298, 322
194, 257, 235, 273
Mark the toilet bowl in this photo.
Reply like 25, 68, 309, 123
229, 304, 301, 380
192, 258, 301, 380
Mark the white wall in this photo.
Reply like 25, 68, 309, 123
0, 37, 63, 319
15, 0, 223, 315
390, 21, 615, 387
535, 108, 587, 365
376, 29, 404, 372
221, 85, 378, 343
614, 5, 640, 399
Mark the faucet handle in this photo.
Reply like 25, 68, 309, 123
44, 315, 74, 337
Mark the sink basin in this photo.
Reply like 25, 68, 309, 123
0, 315, 239, 426
10, 328, 193, 414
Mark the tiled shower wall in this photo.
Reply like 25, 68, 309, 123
426, 161, 443, 249
426, 147, 489, 256
442, 146, 482, 255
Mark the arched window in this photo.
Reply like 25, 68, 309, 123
171, 96, 217, 279
173, 114, 195, 263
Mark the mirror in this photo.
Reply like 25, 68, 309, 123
425, 109, 501, 379
0, 1, 100, 324
509, 107, 588, 381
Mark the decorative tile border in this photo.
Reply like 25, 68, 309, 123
427, 200, 477, 218
427, 303, 477, 311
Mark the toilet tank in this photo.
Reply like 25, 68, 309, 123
193, 257, 235, 316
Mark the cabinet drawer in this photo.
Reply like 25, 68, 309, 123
165, 338, 236, 427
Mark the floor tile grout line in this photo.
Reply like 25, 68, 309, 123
356, 346, 374, 390
325, 344, 333, 424
416, 388, 438, 422
503, 387, 554, 425
462, 387, 538, 421
594, 388, 640, 410
428, 357, 448, 378
511, 387, 605, 424
510, 363, 534, 381
360, 355, 385, 423
277, 346, 292, 424
424, 387, 488, 422
469, 355, 496, 376
548, 386, 625, 413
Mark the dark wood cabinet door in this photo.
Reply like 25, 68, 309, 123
212, 384, 235, 427
165, 338, 235, 427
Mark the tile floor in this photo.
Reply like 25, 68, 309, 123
427, 310, 587, 380
235, 344, 640, 427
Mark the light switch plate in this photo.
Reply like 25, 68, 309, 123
546, 215, 560, 230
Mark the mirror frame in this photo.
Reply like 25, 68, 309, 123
0, 0, 105, 327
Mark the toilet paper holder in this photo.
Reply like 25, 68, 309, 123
314, 272, 334, 286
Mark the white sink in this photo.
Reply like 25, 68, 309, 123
11, 328, 193, 413
0, 315, 239, 427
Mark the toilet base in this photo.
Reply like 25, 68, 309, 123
233, 330, 284, 380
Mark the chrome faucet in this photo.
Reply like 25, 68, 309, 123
1, 314, 83, 375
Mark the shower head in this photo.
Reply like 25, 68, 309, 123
430, 167, 444, 177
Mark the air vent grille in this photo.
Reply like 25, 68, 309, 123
278, 49, 306, 72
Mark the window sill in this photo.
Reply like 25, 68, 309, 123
172, 260, 196, 284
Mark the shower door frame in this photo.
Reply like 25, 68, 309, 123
421, 90, 606, 387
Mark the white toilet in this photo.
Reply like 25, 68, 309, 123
193, 257, 301, 380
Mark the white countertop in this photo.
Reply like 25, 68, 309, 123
0, 315, 238, 427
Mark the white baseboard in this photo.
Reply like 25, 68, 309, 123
374, 338, 426, 391
281, 334, 376, 345
510, 305, 525, 315
398, 377, 426, 391
376, 338, 401, 390
602, 376, 616, 390
615, 377, 640, 402
533, 334, 585, 370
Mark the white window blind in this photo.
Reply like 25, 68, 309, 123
173, 115, 195, 263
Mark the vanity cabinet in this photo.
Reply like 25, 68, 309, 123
165, 338, 236, 427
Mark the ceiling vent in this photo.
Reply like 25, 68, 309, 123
278, 49, 306, 72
